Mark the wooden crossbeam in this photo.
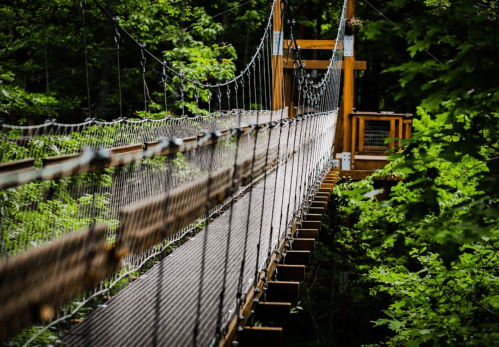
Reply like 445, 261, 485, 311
283, 59, 367, 70
283, 39, 341, 50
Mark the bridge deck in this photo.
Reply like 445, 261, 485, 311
63, 164, 299, 346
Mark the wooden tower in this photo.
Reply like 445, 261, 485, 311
272, 0, 412, 180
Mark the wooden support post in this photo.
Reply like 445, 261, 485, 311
272, 0, 283, 111
342, 0, 356, 155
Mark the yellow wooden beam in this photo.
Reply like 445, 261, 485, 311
283, 59, 366, 70
283, 39, 341, 50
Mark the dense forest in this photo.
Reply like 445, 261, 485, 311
1, 0, 499, 346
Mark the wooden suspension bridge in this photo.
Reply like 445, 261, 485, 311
0, 0, 412, 346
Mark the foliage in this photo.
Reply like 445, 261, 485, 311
0, 0, 237, 123
332, 103, 499, 345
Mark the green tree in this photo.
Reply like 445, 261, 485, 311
0, 0, 237, 123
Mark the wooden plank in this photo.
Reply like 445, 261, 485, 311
335, 153, 388, 160
298, 229, 318, 240
267, 281, 300, 300
311, 201, 327, 209
351, 111, 413, 118
283, 59, 366, 70
284, 39, 340, 50
240, 326, 283, 346
256, 302, 291, 323
0, 158, 35, 175
313, 196, 328, 203
285, 250, 310, 265
292, 238, 315, 251
339, 169, 402, 181
304, 213, 322, 222
308, 207, 325, 214
318, 188, 332, 194
301, 220, 321, 230
276, 264, 305, 281
354, 160, 388, 170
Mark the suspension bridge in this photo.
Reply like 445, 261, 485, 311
0, 0, 411, 345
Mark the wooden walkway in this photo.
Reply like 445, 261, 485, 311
63, 162, 300, 346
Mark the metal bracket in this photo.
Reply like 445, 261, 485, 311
344, 35, 354, 57
341, 152, 351, 170
331, 159, 339, 168
273, 31, 284, 56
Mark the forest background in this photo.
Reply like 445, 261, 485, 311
1, 0, 499, 346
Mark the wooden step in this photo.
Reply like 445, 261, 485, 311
297, 229, 318, 240
304, 213, 322, 222
256, 302, 291, 323
321, 183, 335, 189
240, 326, 283, 346
311, 200, 327, 209
315, 192, 330, 198
314, 195, 329, 202
284, 250, 310, 265
266, 281, 300, 301
292, 238, 315, 251
276, 264, 305, 281
301, 220, 321, 230
308, 207, 324, 214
